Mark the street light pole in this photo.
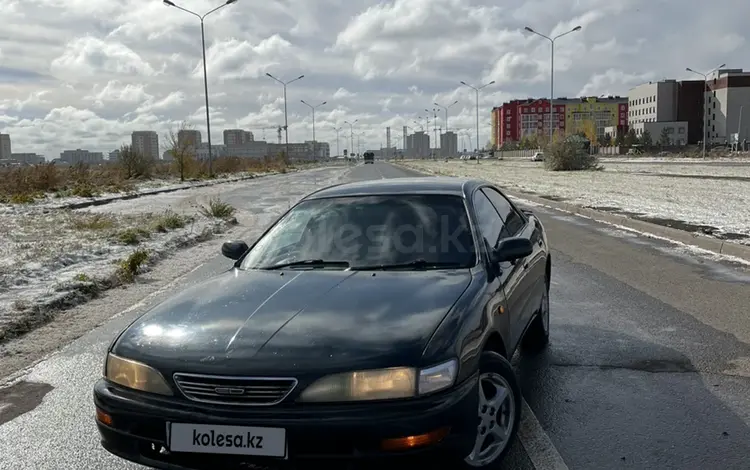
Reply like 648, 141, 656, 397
163, 0, 237, 177
686, 63, 725, 158
425, 108, 439, 159
344, 119, 357, 158
524, 25, 582, 146
435, 100, 459, 133
334, 126, 342, 157
460, 80, 495, 155
301, 100, 326, 160
266, 73, 304, 161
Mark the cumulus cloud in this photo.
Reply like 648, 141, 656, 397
0, 0, 748, 159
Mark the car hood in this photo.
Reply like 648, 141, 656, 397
112, 268, 472, 376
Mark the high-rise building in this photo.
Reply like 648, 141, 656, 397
440, 132, 458, 157
177, 129, 202, 150
406, 131, 430, 158
0, 134, 11, 160
131, 131, 159, 160
705, 68, 750, 144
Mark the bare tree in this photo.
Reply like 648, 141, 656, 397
166, 121, 197, 182
118, 144, 154, 179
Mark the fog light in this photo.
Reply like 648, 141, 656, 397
380, 426, 450, 451
95, 408, 113, 426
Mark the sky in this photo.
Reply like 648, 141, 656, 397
0, 0, 748, 159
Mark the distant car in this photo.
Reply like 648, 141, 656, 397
93, 177, 551, 470
530, 152, 544, 162
364, 151, 375, 164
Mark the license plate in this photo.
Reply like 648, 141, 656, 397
169, 423, 286, 457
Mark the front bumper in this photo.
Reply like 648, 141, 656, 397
94, 374, 479, 469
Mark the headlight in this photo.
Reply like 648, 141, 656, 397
298, 359, 458, 402
104, 353, 173, 396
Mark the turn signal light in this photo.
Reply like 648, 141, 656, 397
380, 426, 450, 451
95, 408, 113, 426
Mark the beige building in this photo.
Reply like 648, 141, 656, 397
131, 131, 159, 160
628, 80, 679, 125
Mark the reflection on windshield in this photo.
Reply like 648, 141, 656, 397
241, 195, 476, 270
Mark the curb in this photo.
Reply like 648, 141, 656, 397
52, 170, 297, 211
392, 163, 750, 263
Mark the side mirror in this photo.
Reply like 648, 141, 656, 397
221, 240, 249, 260
492, 237, 533, 263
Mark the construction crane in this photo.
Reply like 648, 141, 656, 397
260, 127, 277, 141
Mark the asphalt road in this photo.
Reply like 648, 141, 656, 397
1, 162, 749, 470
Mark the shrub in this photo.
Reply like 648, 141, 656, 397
544, 138, 600, 171
199, 197, 235, 218
115, 249, 150, 283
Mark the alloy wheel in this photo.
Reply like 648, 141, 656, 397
464, 372, 516, 467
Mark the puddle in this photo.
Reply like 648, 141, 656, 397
632, 172, 750, 183
0, 381, 53, 425
585, 206, 750, 242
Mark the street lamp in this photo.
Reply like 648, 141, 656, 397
163, 0, 237, 177
333, 126, 342, 158
524, 25, 582, 146
301, 100, 326, 160
266, 73, 304, 161
460, 80, 495, 155
686, 63, 725, 158
344, 119, 357, 158
434, 100, 459, 133
425, 108, 439, 159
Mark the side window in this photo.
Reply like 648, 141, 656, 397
472, 191, 504, 247
482, 188, 526, 236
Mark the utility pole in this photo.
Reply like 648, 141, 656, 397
344, 119, 357, 158
460, 80, 495, 156
301, 100, 326, 160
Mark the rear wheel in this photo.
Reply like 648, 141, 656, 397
459, 352, 521, 469
521, 278, 550, 353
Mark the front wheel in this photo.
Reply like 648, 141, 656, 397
521, 279, 550, 353
459, 351, 521, 469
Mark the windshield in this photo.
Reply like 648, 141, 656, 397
241, 194, 476, 270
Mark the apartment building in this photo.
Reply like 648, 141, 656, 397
406, 131, 430, 157
492, 96, 627, 147
177, 130, 201, 150
0, 134, 11, 160
59, 149, 104, 164
440, 131, 459, 157
131, 131, 159, 159
223, 129, 254, 146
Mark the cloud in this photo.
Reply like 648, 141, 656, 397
0, 0, 748, 159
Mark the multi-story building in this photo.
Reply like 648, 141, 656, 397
304, 140, 330, 160
406, 131, 430, 158
440, 131, 458, 157
177, 130, 202, 150
10, 153, 45, 165
628, 80, 678, 124
223, 129, 254, 146
0, 134, 11, 160
705, 68, 750, 144
108, 149, 121, 161
492, 97, 626, 147
564, 96, 627, 140
194, 143, 228, 161
224, 141, 268, 159
267, 143, 310, 160
131, 131, 159, 160
59, 149, 104, 164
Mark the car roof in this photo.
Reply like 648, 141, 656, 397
303, 176, 484, 200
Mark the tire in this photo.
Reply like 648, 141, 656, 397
521, 277, 550, 353
458, 351, 522, 469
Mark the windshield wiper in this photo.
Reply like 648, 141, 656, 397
352, 259, 466, 271
261, 259, 350, 270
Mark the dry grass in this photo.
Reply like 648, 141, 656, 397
0, 155, 293, 204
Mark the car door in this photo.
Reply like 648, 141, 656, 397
482, 187, 544, 345
471, 189, 518, 350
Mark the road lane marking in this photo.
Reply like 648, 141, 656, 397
374, 163, 385, 179
519, 399, 569, 470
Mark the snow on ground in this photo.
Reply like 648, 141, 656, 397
0, 165, 350, 341
400, 159, 750, 243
